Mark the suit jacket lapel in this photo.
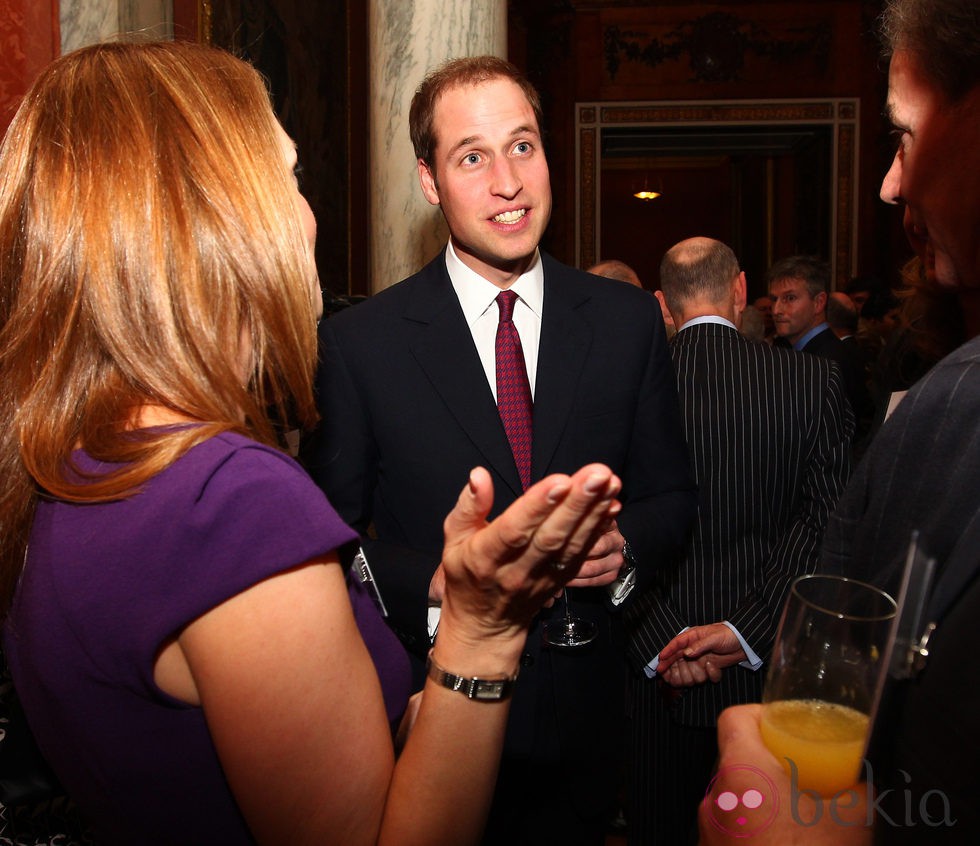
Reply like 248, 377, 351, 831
533, 257, 593, 478
404, 258, 525, 495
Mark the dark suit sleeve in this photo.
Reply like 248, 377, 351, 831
309, 318, 376, 531
727, 362, 854, 654
616, 311, 698, 601
308, 317, 435, 656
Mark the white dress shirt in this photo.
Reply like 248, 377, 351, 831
428, 241, 545, 638
445, 240, 544, 399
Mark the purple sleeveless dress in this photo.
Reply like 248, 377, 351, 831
3, 432, 411, 844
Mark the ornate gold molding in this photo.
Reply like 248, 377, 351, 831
198, 0, 213, 44
602, 14, 831, 84
576, 98, 860, 285
579, 126, 597, 268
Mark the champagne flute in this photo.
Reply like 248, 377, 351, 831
760, 574, 896, 796
543, 589, 597, 648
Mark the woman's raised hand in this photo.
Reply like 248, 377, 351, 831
437, 464, 621, 648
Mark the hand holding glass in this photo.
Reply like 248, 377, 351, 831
760, 574, 896, 796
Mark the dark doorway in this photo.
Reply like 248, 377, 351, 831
598, 123, 832, 298
208, 0, 369, 298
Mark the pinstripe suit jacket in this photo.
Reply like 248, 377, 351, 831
626, 321, 853, 726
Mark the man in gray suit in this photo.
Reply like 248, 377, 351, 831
625, 237, 854, 844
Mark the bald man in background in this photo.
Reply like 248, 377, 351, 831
625, 236, 852, 844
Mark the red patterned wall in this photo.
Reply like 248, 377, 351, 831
0, 0, 60, 135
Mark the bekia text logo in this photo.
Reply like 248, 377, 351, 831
703, 764, 779, 838
702, 758, 957, 836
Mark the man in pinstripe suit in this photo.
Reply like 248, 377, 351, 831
624, 237, 854, 845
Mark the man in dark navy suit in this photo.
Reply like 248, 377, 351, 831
308, 56, 696, 845
768, 255, 872, 438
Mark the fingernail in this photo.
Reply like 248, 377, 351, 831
584, 471, 608, 494
547, 481, 570, 503
468, 469, 479, 495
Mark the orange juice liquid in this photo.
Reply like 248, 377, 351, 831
760, 699, 868, 796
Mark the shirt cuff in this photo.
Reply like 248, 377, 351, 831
427, 605, 441, 641
721, 620, 763, 670
643, 626, 690, 678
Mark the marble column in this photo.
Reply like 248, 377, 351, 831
60, 0, 117, 51
60, 0, 173, 53
368, 0, 506, 292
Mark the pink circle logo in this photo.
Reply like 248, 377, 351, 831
703, 764, 779, 838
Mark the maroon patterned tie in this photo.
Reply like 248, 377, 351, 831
495, 290, 533, 490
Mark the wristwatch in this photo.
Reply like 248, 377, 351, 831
425, 651, 519, 701
609, 540, 637, 606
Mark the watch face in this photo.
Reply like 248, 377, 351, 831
473, 679, 512, 701
622, 540, 635, 563
610, 557, 637, 606
426, 652, 517, 700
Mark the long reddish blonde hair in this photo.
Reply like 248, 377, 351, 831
0, 41, 320, 613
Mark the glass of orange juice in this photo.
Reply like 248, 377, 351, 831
761, 574, 896, 797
